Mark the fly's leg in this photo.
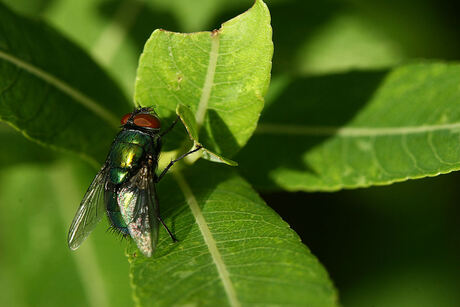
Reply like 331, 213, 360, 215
157, 116, 201, 242
156, 146, 202, 182
158, 216, 178, 242
160, 115, 180, 137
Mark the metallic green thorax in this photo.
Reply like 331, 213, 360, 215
105, 129, 160, 234
109, 129, 156, 183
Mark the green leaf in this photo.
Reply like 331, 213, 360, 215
0, 0, 51, 15
0, 161, 133, 307
0, 123, 56, 166
176, 103, 237, 165
0, 3, 129, 164
237, 62, 460, 191
128, 162, 337, 306
134, 0, 273, 161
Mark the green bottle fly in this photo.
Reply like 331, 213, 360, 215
67, 107, 201, 257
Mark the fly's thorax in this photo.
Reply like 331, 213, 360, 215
110, 143, 143, 169
108, 129, 159, 171
115, 129, 152, 147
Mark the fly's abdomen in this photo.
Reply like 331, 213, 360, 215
106, 189, 129, 235
109, 167, 128, 184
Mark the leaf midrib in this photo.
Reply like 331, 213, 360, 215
0, 50, 119, 128
256, 122, 460, 137
195, 31, 219, 129
173, 170, 241, 307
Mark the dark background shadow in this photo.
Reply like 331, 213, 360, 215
0, 0, 55, 16
263, 170, 460, 305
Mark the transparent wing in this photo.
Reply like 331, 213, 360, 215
118, 163, 159, 257
67, 165, 108, 250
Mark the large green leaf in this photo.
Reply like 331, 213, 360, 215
134, 0, 273, 161
237, 62, 460, 191
0, 123, 55, 167
0, 3, 129, 165
128, 162, 337, 306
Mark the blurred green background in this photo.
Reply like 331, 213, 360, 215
1, 0, 459, 306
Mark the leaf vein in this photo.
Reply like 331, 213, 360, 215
256, 122, 460, 137
174, 171, 241, 307
0, 50, 119, 128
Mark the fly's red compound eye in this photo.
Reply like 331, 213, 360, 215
120, 113, 132, 125
133, 114, 161, 129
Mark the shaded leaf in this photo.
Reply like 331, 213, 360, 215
0, 3, 129, 164
237, 62, 460, 191
128, 162, 337, 306
0, 123, 55, 167
176, 103, 237, 166
134, 0, 273, 161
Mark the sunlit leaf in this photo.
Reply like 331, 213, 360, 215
128, 162, 337, 307
134, 0, 273, 161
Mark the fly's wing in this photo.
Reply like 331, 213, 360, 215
118, 162, 159, 257
67, 165, 108, 250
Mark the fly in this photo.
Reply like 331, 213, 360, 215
67, 107, 201, 257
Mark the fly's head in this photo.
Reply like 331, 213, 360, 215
120, 107, 161, 134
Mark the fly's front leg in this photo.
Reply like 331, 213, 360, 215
156, 146, 202, 182
160, 115, 180, 137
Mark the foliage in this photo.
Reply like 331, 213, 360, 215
1, 0, 459, 306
